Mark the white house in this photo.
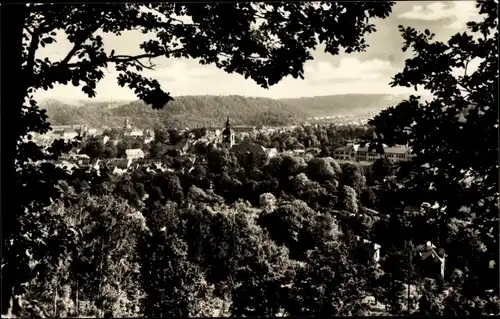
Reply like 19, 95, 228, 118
415, 241, 446, 279
125, 148, 145, 160
129, 129, 144, 137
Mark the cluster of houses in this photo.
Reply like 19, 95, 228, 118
352, 203, 449, 283
356, 235, 445, 282
333, 141, 416, 163
33, 118, 418, 178
30, 119, 156, 146
45, 117, 278, 175
29, 124, 96, 145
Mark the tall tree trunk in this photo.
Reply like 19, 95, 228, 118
76, 277, 79, 315
53, 278, 58, 317
1, 4, 29, 316
97, 237, 106, 317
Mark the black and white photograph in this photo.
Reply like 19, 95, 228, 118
1, 1, 498, 317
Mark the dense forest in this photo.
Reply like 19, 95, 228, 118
11, 144, 500, 317
40, 93, 408, 129
40, 96, 308, 129
3, 1, 498, 318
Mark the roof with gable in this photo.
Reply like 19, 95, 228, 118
385, 146, 410, 154
231, 140, 266, 155
357, 143, 388, 153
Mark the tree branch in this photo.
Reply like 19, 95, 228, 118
105, 49, 185, 65
23, 26, 34, 36
62, 53, 162, 70
26, 3, 48, 14
463, 58, 471, 78
108, 53, 162, 63
147, 8, 199, 26
60, 26, 101, 66
24, 28, 42, 86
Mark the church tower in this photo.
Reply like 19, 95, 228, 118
221, 116, 235, 149
124, 117, 131, 130
123, 117, 132, 137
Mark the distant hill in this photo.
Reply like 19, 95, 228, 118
39, 94, 412, 129
39, 95, 309, 129
279, 94, 411, 117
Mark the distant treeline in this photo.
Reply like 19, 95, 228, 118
40, 95, 306, 129
40, 94, 409, 129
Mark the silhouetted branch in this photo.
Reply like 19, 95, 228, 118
60, 25, 102, 66
105, 49, 185, 66
463, 58, 471, 78
147, 7, 200, 27
109, 54, 162, 63
24, 28, 43, 82
23, 26, 34, 36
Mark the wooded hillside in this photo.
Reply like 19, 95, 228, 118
40, 94, 411, 129
40, 95, 308, 128
279, 94, 412, 117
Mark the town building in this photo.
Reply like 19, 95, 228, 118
221, 117, 235, 149
143, 129, 155, 144
122, 117, 144, 137
231, 139, 267, 156
230, 138, 267, 167
125, 148, 145, 160
129, 129, 144, 137
333, 140, 359, 161
415, 241, 446, 280
356, 143, 386, 162
333, 142, 415, 163
383, 146, 415, 162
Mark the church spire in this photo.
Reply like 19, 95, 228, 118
222, 116, 235, 148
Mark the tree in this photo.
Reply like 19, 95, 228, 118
369, 1, 498, 215
306, 157, 337, 183
286, 241, 368, 316
167, 129, 184, 146
207, 148, 238, 174
377, 241, 417, 315
258, 200, 339, 261
259, 192, 277, 212
20, 194, 148, 317
340, 185, 359, 215
360, 187, 377, 208
102, 143, 118, 159
371, 156, 394, 183
368, 0, 498, 310
340, 162, 365, 192
102, 128, 121, 140
153, 128, 168, 143
3, 2, 396, 313
82, 138, 105, 159
416, 280, 443, 316
139, 230, 210, 317
191, 127, 208, 139
148, 141, 167, 159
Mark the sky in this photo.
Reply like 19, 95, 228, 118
33, 1, 482, 103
